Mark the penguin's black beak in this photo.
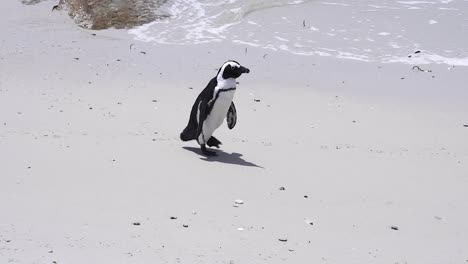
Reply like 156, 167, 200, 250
240, 66, 250, 74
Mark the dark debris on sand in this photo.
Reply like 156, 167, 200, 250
21, 0, 48, 4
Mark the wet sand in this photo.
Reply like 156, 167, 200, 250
1, 1, 468, 263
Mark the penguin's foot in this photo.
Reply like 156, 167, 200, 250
201, 144, 217, 156
207, 136, 222, 148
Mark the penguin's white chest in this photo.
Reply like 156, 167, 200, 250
202, 89, 235, 139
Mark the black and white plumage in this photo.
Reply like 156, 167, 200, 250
180, 60, 250, 156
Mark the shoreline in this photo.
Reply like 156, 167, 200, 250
24, 0, 468, 67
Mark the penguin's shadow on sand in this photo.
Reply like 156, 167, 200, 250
182, 147, 263, 168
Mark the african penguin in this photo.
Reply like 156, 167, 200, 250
180, 60, 250, 156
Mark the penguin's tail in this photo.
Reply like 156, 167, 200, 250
180, 127, 195, 141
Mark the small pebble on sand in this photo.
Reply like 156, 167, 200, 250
234, 199, 244, 205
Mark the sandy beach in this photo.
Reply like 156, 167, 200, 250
1, 0, 468, 263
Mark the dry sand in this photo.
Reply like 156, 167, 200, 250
1, 1, 468, 263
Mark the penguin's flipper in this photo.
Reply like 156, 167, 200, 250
226, 102, 237, 129
207, 136, 222, 148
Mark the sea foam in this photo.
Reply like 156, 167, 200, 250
129, 0, 468, 66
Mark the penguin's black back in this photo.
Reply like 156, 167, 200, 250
180, 77, 217, 141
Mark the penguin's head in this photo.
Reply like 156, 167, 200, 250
218, 60, 250, 79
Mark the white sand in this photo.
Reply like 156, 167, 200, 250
1, 1, 468, 263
